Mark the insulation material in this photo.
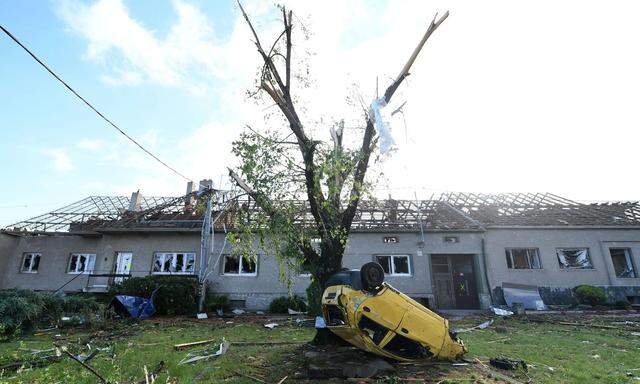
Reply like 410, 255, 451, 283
369, 97, 396, 154
503, 282, 547, 311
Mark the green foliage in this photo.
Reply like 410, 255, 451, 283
574, 285, 607, 306
613, 299, 631, 310
109, 275, 199, 316
205, 293, 230, 312
268, 295, 307, 314
305, 278, 322, 316
0, 289, 101, 338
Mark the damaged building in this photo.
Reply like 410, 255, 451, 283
1, 181, 639, 310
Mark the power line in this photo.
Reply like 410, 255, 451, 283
0, 25, 192, 182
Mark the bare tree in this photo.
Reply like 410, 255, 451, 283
229, 2, 448, 335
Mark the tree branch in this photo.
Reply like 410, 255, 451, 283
342, 11, 449, 229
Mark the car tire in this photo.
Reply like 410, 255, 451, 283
361, 262, 385, 292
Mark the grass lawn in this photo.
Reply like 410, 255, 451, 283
0, 313, 638, 383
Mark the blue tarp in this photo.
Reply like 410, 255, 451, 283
111, 295, 156, 320
109, 289, 159, 319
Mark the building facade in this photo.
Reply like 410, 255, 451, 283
1, 190, 639, 310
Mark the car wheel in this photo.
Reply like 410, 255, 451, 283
361, 262, 384, 292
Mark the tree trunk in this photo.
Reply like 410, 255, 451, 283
310, 244, 347, 346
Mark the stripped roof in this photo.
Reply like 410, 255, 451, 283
3, 192, 639, 234
440, 192, 640, 227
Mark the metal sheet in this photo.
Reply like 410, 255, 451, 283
502, 282, 547, 311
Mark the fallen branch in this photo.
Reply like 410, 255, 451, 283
174, 338, 217, 350
63, 349, 108, 384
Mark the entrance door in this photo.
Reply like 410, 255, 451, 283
114, 252, 133, 283
431, 254, 480, 309
450, 255, 479, 309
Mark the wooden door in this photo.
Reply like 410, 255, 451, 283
432, 255, 455, 309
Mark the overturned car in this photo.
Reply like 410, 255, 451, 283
321, 262, 467, 361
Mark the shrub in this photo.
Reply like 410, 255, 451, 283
268, 295, 307, 314
0, 289, 102, 338
205, 293, 230, 313
109, 275, 199, 316
0, 289, 43, 337
613, 299, 632, 310
574, 285, 606, 306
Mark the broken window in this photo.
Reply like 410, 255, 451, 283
67, 253, 96, 274
152, 252, 196, 274
20, 253, 41, 273
222, 254, 258, 276
610, 248, 636, 278
375, 255, 411, 276
505, 248, 541, 269
556, 248, 593, 269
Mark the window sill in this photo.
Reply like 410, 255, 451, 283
220, 273, 258, 277
507, 268, 544, 271
151, 272, 195, 275
385, 274, 412, 277
67, 272, 91, 275
559, 268, 596, 271
20, 271, 38, 274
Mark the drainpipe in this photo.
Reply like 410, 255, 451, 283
480, 237, 494, 304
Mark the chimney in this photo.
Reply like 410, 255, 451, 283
128, 190, 143, 211
184, 181, 195, 212
199, 179, 213, 192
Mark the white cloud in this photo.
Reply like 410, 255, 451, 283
43, 148, 74, 172
56, 0, 640, 201
76, 139, 104, 151
57, 0, 223, 93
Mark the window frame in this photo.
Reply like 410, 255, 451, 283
20, 252, 41, 274
151, 252, 196, 275
609, 248, 637, 278
374, 254, 412, 276
556, 247, 594, 270
221, 254, 258, 277
505, 248, 542, 270
67, 253, 96, 274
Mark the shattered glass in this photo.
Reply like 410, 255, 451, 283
557, 248, 593, 269
610, 248, 636, 278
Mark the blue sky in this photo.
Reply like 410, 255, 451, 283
2, 0, 640, 227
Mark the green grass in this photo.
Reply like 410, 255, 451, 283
0, 314, 638, 383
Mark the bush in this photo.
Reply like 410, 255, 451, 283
205, 294, 230, 313
0, 289, 43, 337
574, 285, 607, 306
109, 275, 199, 316
0, 289, 101, 338
613, 299, 632, 310
268, 295, 307, 314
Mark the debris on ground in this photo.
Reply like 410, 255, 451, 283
264, 323, 279, 329
174, 338, 218, 350
232, 309, 246, 315
454, 320, 493, 333
305, 347, 394, 379
178, 339, 229, 365
489, 357, 528, 371
196, 313, 208, 319
491, 307, 514, 316
288, 308, 305, 315
502, 282, 547, 311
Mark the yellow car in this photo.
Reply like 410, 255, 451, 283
321, 262, 467, 361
